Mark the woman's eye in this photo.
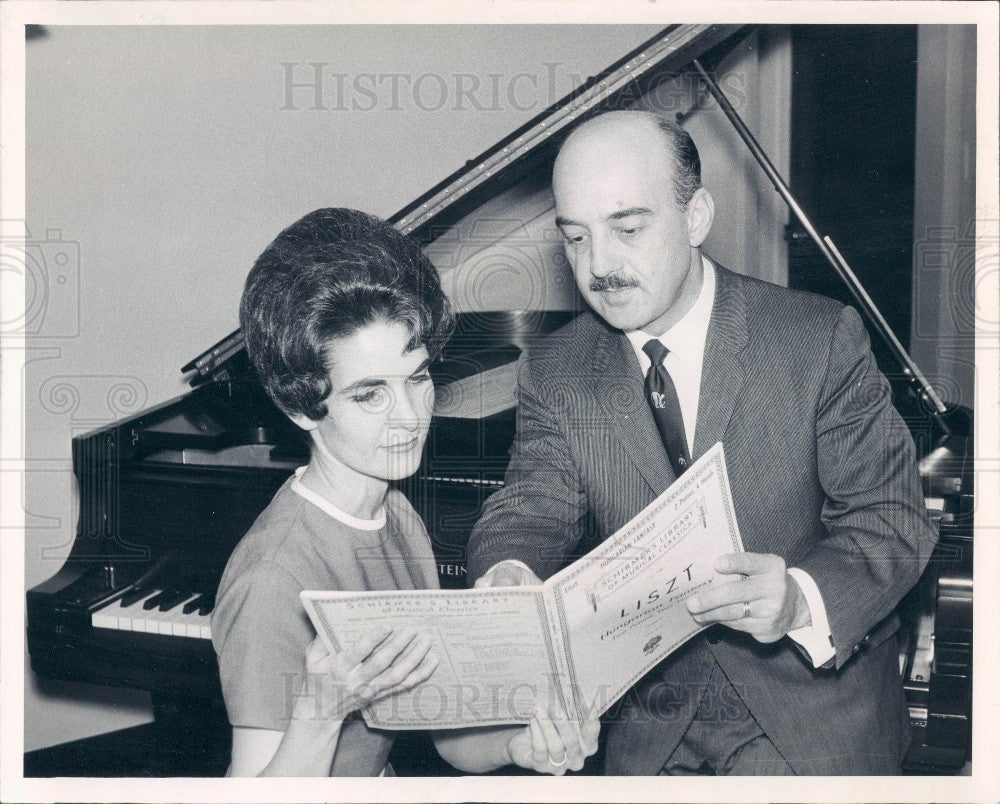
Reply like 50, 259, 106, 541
409, 372, 432, 384
353, 388, 388, 407
618, 227, 640, 238
562, 231, 586, 245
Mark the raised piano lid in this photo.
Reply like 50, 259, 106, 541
182, 23, 746, 383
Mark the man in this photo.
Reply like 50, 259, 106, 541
466, 110, 937, 775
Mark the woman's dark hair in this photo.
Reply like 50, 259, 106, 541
240, 208, 453, 421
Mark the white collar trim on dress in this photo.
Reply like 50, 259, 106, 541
290, 466, 386, 530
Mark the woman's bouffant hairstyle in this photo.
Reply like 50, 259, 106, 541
240, 208, 453, 422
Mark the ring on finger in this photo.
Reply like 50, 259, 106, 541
742, 600, 751, 619
548, 752, 568, 768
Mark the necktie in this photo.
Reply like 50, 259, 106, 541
642, 339, 691, 477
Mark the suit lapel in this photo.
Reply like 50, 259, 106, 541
586, 263, 749, 492
592, 325, 675, 495
692, 264, 750, 461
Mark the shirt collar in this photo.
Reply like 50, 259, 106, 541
625, 254, 715, 367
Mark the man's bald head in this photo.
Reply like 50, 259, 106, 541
554, 111, 702, 209
550, 110, 714, 335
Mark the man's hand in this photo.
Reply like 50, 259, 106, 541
473, 560, 543, 588
686, 552, 811, 643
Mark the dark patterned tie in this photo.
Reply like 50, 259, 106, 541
642, 339, 691, 477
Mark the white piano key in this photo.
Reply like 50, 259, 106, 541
130, 593, 164, 633
123, 591, 164, 631
156, 594, 199, 635
146, 592, 211, 640
186, 601, 213, 640
171, 606, 206, 637
151, 595, 182, 634
135, 592, 187, 634
90, 589, 159, 631
130, 591, 165, 630
90, 588, 213, 640
91, 610, 117, 629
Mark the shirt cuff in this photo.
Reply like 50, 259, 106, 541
786, 567, 835, 667
487, 559, 536, 579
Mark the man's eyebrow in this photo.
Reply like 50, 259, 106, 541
555, 208, 653, 228
607, 207, 652, 221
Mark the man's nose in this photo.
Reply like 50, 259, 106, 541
587, 235, 617, 278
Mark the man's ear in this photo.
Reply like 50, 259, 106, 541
686, 187, 714, 248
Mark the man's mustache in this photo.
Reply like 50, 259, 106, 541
590, 273, 638, 292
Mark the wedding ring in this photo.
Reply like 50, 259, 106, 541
548, 752, 568, 768
742, 600, 751, 619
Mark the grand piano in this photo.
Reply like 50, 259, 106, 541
25, 24, 972, 776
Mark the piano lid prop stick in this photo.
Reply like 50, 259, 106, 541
823, 236, 946, 414
691, 58, 950, 423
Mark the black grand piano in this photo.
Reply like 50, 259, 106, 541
25, 24, 972, 777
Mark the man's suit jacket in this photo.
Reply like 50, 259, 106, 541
466, 264, 938, 775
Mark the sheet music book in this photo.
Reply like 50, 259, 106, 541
302, 442, 744, 729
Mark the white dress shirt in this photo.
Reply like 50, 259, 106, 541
624, 256, 835, 667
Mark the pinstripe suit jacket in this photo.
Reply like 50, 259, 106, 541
466, 264, 938, 774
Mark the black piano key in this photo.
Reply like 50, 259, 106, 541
182, 595, 204, 615
86, 584, 137, 613
196, 595, 215, 616
142, 590, 170, 610
119, 586, 153, 608
157, 589, 191, 612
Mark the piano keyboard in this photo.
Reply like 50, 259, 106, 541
91, 588, 214, 640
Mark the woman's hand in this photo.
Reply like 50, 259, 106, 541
506, 704, 601, 775
293, 628, 439, 722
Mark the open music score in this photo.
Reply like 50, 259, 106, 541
303, 444, 743, 729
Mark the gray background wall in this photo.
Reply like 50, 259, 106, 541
910, 25, 978, 412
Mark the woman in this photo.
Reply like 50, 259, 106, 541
212, 208, 596, 776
